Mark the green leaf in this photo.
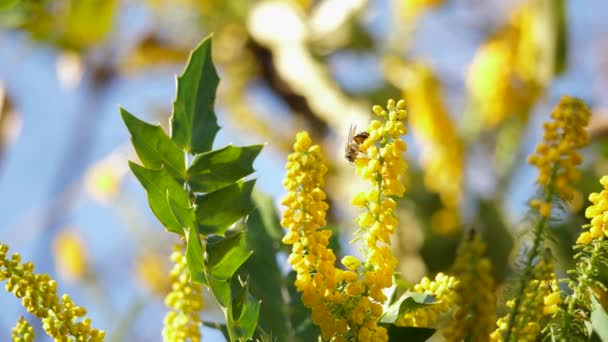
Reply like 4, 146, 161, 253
591, 295, 608, 341
206, 232, 252, 281
195, 180, 256, 235
478, 200, 514, 282
227, 278, 261, 341
380, 292, 436, 324
171, 35, 220, 154
185, 226, 207, 284
241, 192, 289, 340
188, 144, 263, 193
552, 0, 568, 75
128, 162, 189, 235
384, 325, 436, 341
121, 107, 185, 181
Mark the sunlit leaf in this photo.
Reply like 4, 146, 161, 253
128, 162, 189, 235
206, 232, 252, 281
188, 144, 263, 193
195, 180, 256, 235
121, 107, 185, 181
171, 35, 220, 154
227, 278, 261, 341
380, 292, 436, 324
591, 295, 608, 341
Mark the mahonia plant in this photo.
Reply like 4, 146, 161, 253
0, 243, 105, 341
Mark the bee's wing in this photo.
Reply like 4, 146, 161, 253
348, 124, 356, 141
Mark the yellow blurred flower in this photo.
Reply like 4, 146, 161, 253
444, 231, 496, 341
527, 96, 591, 208
397, 0, 445, 22
53, 228, 89, 282
163, 244, 204, 342
135, 252, 170, 296
467, 3, 546, 129
84, 153, 127, 204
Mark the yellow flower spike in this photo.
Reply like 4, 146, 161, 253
0, 243, 105, 341
443, 231, 496, 342
162, 244, 204, 342
491, 256, 559, 341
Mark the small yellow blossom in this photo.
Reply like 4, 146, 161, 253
490, 258, 560, 341
527, 96, 590, 205
162, 244, 204, 342
578, 175, 608, 244
444, 231, 496, 342
12, 317, 34, 342
396, 272, 458, 327
135, 251, 171, 296
0, 243, 105, 341
53, 228, 89, 282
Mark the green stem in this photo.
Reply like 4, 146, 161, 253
504, 169, 556, 341
563, 238, 604, 336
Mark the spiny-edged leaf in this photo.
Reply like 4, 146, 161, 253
195, 180, 256, 235
241, 192, 289, 340
206, 232, 252, 280
202, 321, 229, 341
380, 292, 436, 324
227, 278, 261, 341
208, 276, 231, 308
591, 295, 608, 341
128, 162, 189, 235
185, 227, 207, 285
121, 107, 185, 181
383, 325, 436, 341
171, 35, 220, 154
188, 144, 263, 193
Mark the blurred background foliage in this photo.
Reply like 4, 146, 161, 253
0, 0, 608, 340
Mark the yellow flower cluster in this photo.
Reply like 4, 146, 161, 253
162, 244, 204, 342
444, 232, 496, 341
281, 131, 348, 340
402, 64, 464, 234
283, 131, 395, 341
12, 317, 34, 342
396, 272, 458, 327
467, 3, 543, 129
0, 243, 105, 341
578, 175, 608, 244
398, 0, 445, 21
350, 99, 409, 337
491, 259, 561, 341
528, 96, 591, 215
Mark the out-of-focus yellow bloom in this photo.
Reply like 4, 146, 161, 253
163, 244, 204, 342
12, 317, 34, 342
467, 3, 545, 129
490, 258, 560, 341
396, 272, 458, 327
403, 64, 463, 234
397, 0, 445, 22
84, 153, 127, 204
578, 176, 608, 244
444, 231, 496, 341
135, 252, 170, 296
0, 243, 105, 341
527, 96, 591, 211
53, 228, 89, 282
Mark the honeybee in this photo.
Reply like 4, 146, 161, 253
345, 124, 370, 163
